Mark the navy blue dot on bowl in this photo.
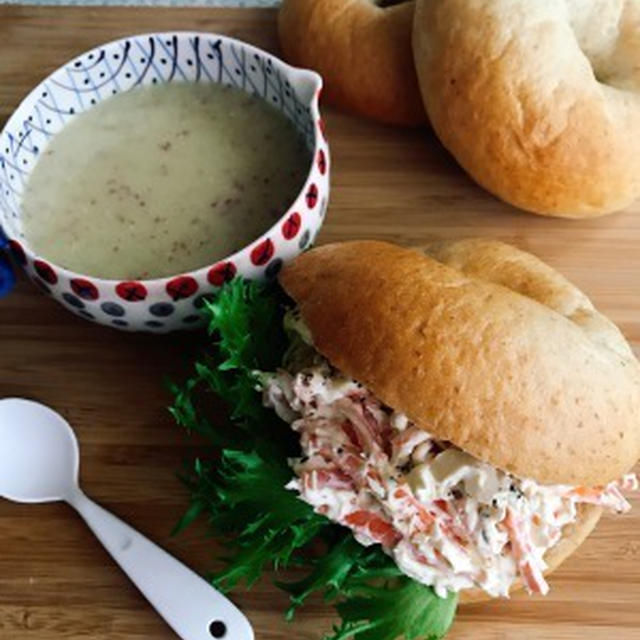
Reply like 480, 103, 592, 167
299, 229, 311, 249
265, 258, 283, 280
182, 315, 200, 324
149, 302, 174, 317
145, 320, 164, 328
101, 301, 125, 317
62, 292, 85, 309
193, 294, 214, 310
112, 319, 128, 327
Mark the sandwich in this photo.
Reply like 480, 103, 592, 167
172, 239, 640, 639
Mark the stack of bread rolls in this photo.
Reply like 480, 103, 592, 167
279, 0, 640, 218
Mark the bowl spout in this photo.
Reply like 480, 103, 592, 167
290, 68, 323, 107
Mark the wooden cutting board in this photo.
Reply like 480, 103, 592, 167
1, 7, 639, 640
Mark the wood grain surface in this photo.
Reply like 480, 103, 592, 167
1, 6, 639, 640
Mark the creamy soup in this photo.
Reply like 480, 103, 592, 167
21, 83, 311, 279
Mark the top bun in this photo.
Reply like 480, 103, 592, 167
280, 240, 640, 486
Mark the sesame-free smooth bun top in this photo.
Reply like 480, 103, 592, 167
278, 0, 425, 126
412, 0, 640, 217
279, 240, 640, 486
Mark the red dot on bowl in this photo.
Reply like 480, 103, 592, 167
306, 183, 319, 209
33, 259, 58, 285
116, 281, 148, 302
250, 238, 275, 266
71, 278, 99, 301
166, 275, 198, 301
207, 261, 237, 286
282, 212, 301, 240
8, 240, 26, 265
317, 149, 327, 176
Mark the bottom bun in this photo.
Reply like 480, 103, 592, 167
459, 504, 602, 604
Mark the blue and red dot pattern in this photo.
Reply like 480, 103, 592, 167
0, 32, 329, 331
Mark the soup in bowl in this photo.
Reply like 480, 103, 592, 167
0, 32, 329, 332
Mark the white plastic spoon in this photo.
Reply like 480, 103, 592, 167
0, 398, 253, 640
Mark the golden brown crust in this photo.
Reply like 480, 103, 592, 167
280, 240, 640, 486
412, 0, 640, 217
459, 504, 602, 604
278, 0, 426, 126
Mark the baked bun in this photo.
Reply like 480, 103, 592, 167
278, 0, 426, 126
412, 0, 640, 218
280, 239, 640, 487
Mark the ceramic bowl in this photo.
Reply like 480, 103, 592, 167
0, 32, 329, 332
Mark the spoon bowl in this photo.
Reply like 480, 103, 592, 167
0, 398, 79, 503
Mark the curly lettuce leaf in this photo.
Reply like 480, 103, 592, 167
170, 278, 458, 640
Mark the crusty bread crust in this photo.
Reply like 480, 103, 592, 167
459, 504, 602, 604
278, 0, 425, 126
412, 0, 640, 217
280, 240, 640, 486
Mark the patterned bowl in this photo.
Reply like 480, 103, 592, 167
0, 32, 329, 332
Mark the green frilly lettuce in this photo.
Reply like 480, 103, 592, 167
169, 278, 458, 640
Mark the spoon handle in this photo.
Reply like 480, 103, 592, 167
66, 488, 253, 640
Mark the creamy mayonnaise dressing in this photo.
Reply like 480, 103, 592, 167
262, 313, 637, 598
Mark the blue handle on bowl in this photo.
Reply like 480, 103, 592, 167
0, 228, 15, 298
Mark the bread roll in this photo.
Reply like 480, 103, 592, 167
280, 239, 640, 487
278, 0, 426, 126
413, 0, 640, 217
